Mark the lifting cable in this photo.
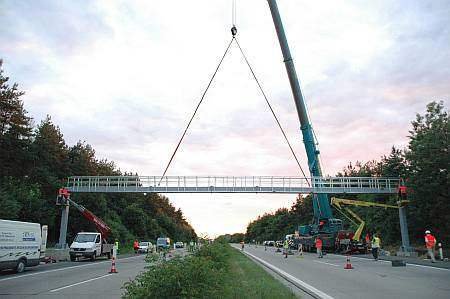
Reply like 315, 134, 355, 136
158, 38, 234, 185
233, 38, 310, 186
159, 2, 310, 186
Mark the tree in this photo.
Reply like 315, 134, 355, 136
0, 59, 33, 178
405, 101, 449, 244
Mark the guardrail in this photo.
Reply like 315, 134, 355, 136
66, 176, 400, 194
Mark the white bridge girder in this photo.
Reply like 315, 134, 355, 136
66, 176, 400, 194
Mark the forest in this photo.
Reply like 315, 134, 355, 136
0, 60, 196, 245
242, 100, 449, 247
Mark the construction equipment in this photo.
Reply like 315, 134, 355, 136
57, 188, 111, 241
57, 188, 114, 261
268, 0, 342, 251
331, 197, 409, 253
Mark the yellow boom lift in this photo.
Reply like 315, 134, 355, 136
331, 197, 409, 243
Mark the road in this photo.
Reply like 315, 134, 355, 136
233, 244, 450, 299
0, 254, 147, 299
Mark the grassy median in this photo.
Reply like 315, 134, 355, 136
122, 242, 297, 298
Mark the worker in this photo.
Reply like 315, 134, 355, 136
315, 237, 323, 258
365, 232, 371, 247
283, 239, 289, 258
371, 233, 381, 261
424, 230, 436, 263
240, 240, 244, 251
133, 240, 139, 254
398, 181, 407, 201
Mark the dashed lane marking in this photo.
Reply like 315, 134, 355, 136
0, 255, 143, 282
49, 274, 112, 293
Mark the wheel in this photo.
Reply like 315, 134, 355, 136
70, 255, 76, 262
16, 259, 26, 273
91, 252, 96, 261
107, 251, 112, 259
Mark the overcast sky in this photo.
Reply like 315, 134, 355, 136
1, 0, 449, 237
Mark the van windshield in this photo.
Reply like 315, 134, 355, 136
74, 234, 96, 243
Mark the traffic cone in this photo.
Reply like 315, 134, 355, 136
344, 255, 353, 269
109, 256, 118, 273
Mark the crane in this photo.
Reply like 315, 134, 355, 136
57, 188, 111, 241
267, 0, 342, 248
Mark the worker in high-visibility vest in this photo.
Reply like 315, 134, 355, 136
371, 233, 381, 261
315, 237, 323, 258
425, 230, 436, 263
283, 239, 289, 258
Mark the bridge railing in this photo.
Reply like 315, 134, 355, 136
66, 176, 400, 194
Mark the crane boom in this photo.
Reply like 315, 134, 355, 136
267, 0, 333, 225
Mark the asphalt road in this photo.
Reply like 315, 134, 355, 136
0, 254, 147, 299
233, 244, 450, 299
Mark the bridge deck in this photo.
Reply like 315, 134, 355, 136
66, 176, 400, 194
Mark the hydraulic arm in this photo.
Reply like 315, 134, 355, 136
57, 188, 111, 241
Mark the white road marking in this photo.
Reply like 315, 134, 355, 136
0, 255, 143, 283
327, 254, 450, 272
314, 260, 339, 267
49, 274, 112, 292
242, 250, 335, 299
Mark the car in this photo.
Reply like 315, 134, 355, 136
267, 241, 275, 247
137, 241, 153, 253
175, 241, 184, 248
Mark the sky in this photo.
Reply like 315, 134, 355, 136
1, 0, 449, 237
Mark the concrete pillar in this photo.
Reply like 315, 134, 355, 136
57, 204, 70, 249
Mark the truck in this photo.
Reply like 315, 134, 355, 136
0, 220, 48, 273
156, 237, 171, 251
57, 188, 114, 262
69, 232, 113, 261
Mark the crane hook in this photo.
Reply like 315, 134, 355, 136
231, 26, 237, 37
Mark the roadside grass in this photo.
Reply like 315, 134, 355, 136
122, 242, 298, 299
222, 246, 298, 299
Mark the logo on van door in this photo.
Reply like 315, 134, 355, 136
23, 232, 36, 241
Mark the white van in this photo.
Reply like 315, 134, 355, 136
0, 220, 48, 273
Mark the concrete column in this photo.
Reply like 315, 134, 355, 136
57, 204, 70, 249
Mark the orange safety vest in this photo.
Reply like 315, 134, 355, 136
315, 238, 323, 249
399, 186, 407, 194
133, 241, 139, 249
425, 234, 436, 249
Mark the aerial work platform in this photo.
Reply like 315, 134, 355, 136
66, 176, 400, 194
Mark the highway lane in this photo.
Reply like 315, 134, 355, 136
0, 254, 147, 299
233, 244, 450, 299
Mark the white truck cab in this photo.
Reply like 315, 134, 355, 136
69, 232, 113, 261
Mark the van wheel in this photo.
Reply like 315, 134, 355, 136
16, 259, 26, 273
70, 255, 76, 262
91, 252, 96, 261
107, 252, 112, 259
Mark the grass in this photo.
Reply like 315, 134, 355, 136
222, 246, 298, 298
122, 242, 298, 299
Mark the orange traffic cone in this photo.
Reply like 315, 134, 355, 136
109, 256, 118, 273
344, 255, 353, 269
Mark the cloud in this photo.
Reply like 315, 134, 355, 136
1, 0, 449, 235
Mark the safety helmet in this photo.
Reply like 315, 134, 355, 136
425, 230, 431, 234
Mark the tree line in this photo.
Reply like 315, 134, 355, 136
0, 59, 196, 244
226, 101, 449, 247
